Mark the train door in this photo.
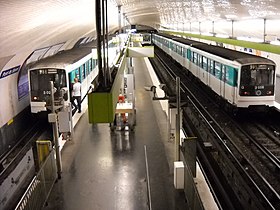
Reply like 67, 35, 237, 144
201, 56, 208, 84
205, 58, 209, 85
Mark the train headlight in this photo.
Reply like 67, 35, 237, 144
255, 90, 262, 96
244, 91, 250, 95
33, 96, 38, 100
267, 90, 272, 95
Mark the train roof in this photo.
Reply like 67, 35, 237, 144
28, 42, 96, 70
156, 33, 276, 65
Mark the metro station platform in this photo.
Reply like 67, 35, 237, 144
43, 58, 189, 210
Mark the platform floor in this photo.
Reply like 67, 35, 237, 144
43, 58, 188, 210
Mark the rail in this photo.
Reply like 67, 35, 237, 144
15, 149, 57, 210
0, 122, 43, 180
144, 145, 152, 210
152, 46, 279, 209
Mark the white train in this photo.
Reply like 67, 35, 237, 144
140, 33, 152, 45
28, 40, 119, 114
152, 33, 276, 111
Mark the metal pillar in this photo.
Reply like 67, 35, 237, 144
95, 0, 110, 88
96, 0, 103, 87
231, 20, 234, 38
175, 77, 180, 161
101, 0, 107, 87
105, 0, 111, 83
264, 18, 267, 43
212, 21, 215, 35
50, 81, 62, 179
118, 5, 122, 34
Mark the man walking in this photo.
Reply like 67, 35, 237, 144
72, 77, 82, 113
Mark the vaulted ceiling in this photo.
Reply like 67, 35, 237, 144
1, 0, 280, 69
114, 0, 280, 26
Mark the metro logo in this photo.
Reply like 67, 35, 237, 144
0, 65, 20, 79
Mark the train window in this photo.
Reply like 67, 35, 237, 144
221, 65, 226, 81
75, 68, 80, 80
177, 46, 182, 55
197, 54, 201, 66
187, 49, 191, 60
91, 59, 95, 70
225, 66, 237, 86
193, 52, 197, 64
209, 60, 214, 75
30, 69, 67, 101
214, 62, 221, 79
173, 43, 176, 52
202, 57, 208, 71
85, 62, 89, 76
88, 59, 92, 72
69, 70, 76, 84
79, 66, 83, 82
240, 64, 275, 86
82, 64, 86, 80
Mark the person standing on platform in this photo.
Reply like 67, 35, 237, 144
72, 77, 82, 113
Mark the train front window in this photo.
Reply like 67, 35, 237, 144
240, 64, 275, 86
30, 69, 67, 101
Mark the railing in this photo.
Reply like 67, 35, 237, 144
15, 150, 57, 210
182, 140, 205, 210
144, 145, 152, 210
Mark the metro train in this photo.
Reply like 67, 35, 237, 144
28, 40, 119, 114
152, 33, 276, 111
140, 33, 152, 45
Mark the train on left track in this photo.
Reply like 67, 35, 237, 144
28, 39, 119, 115
152, 33, 276, 111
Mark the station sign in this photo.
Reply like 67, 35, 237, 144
0, 65, 20, 79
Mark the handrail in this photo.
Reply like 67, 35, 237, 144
144, 145, 152, 210
15, 149, 57, 210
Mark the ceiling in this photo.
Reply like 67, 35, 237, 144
1, 0, 280, 70
114, 0, 280, 26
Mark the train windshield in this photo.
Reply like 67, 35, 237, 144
240, 64, 275, 86
30, 69, 67, 101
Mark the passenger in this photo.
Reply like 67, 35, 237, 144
72, 78, 82, 113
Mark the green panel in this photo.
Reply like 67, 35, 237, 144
88, 51, 127, 124
88, 92, 114, 123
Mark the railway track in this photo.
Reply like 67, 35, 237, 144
0, 119, 50, 183
150, 46, 280, 209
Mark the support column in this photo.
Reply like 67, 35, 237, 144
118, 5, 122, 34
105, 0, 111, 83
231, 20, 234, 38
264, 18, 267, 43
101, 0, 107, 87
96, 0, 104, 87
175, 77, 181, 161
50, 81, 62, 179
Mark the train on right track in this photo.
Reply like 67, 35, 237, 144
152, 33, 277, 112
